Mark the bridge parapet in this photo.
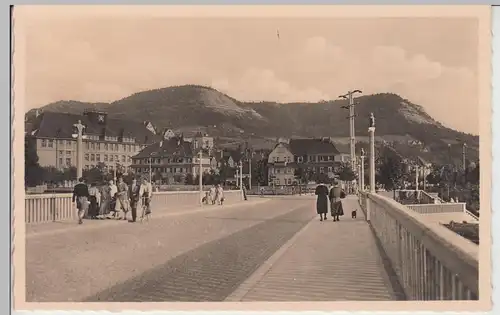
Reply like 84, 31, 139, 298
359, 192, 479, 300
25, 190, 243, 224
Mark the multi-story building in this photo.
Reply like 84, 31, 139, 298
267, 138, 344, 186
26, 110, 159, 171
130, 136, 212, 182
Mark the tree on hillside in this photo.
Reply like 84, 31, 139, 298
25, 136, 44, 187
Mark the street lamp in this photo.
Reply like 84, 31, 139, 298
71, 120, 87, 180
198, 149, 203, 206
339, 89, 363, 176
360, 148, 366, 192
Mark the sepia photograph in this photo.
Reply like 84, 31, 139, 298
13, 4, 491, 311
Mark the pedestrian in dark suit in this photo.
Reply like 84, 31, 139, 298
128, 178, 141, 222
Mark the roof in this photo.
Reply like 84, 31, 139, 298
288, 138, 340, 156
28, 111, 160, 144
133, 136, 197, 158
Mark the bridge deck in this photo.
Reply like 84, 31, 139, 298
25, 196, 400, 302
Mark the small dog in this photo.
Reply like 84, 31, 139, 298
351, 210, 357, 219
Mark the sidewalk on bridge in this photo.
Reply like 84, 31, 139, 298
226, 195, 402, 302
26, 197, 271, 238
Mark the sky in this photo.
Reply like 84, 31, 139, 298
20, 7, 480, 134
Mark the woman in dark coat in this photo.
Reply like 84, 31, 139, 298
315, 183, 329, 221
329, 180, 345, 221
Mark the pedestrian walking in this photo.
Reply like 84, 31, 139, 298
108, 179, 118, 218
209, 185, 216, 205
115, 177, 130, 220
315, 182, 329, 221
215, 184, 224, 205
88, 182, 100, 219
72, 177, 90, 224
128, 178, 141, 222
329, 180, 346, 222
98, 181, 112, 219
139, 177, 153, 218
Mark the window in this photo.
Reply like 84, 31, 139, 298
59, 150, 63, 155
104, 154, 108, 162
115, 155, 119, 162
96, 143, 101, 150
85, 154, 89, 161
58, 140, 64, 145
66, 150, 71, 155
114, 144, 118, 151
96, 154, 100, 162
109, 155, 113, 162
48, 140, 54, 148
65, 158, 71, 166
104, 143, 108, 150
90, 154, 95, 161
319, 167, 324, 173
128, 156, 132, 162
328, 166, 332, 173
41, 139, 47, 147
287, 178, 292, 185
59, 158, 63, 166
122, 155, 126, 162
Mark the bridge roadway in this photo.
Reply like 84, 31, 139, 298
26, 195, 404, 302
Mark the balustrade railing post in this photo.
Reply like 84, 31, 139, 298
51, 197, 56, 222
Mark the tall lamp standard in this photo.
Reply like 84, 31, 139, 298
71, 120, 87, 180
198, 149, 203, 206
339, 90, 363, 172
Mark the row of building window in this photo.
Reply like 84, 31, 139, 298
269, 166, 334, 174
40, 139, 144, 152
270, 178, 294, 186
58, 158, 72, 166
84, 164, 116, 171
85, 153, 133, 163
136, 167, 192, 173
85, 142, 144, 152
271, 155, 338, 163
134, 157, 213, 165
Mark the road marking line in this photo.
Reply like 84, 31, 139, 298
26, 199, 272, 239
225, 211, 315, 302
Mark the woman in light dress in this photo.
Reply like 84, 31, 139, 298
214, 184, 224, 205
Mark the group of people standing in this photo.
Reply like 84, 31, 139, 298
315, 180, 346, 222
203, 184, 225, 205
72, 176, 153, 224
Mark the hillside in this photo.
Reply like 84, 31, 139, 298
26, 85, 479, 163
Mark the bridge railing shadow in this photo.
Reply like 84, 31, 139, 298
359, 191, 478, 301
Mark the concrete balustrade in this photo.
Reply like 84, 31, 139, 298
25, 190, 243, 224
406, 203, 466, 214
359, 192, 479, 300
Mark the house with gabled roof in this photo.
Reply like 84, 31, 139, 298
267, 137, 345, 186
130, 136, 212, 182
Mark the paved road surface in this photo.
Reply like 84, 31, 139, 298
26, 197, 315, 302
26, 196, 400, 302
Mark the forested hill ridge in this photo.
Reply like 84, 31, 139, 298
26, 85, 479, 163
